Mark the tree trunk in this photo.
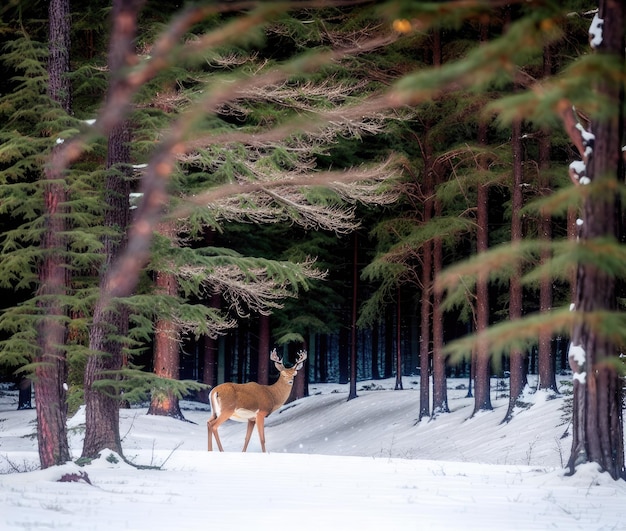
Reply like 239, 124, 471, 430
432, 201, 448, 415
472, 102, 492, 415
383, 310, 393, 378
348, 232, 358, 400
371, 322, 380, 380
147, 221, 184, 419
147, 269, 184, 420
429, 30, 447, 415
472, 180, 492, 415
291, 341, 309, 401
418, 235, 432, 419
82, 0, 142, 460
257, 314, 270, 385
567, 0, 625, 480
537, 46, 557, 393
505, 119, 526, 421
471, 22, 493, 416
17, 375, 32, 410
394, 289, 403, 390
35, 0, 72, 469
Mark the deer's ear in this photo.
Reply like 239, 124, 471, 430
295, 362, 304, 370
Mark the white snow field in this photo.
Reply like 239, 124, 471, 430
0, 376, 624, 530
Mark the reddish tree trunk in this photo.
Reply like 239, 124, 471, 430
35, 0, 72, 469
472, 101, 492, 415
505, 119, 526, 420
537, 47, 557, 393
567, 0, 624, 480
472, 181, 492, 415
147, 283, 184, 419
82, 0, 142, 460
147, 223, 184, 420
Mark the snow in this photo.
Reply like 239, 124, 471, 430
1, 376, 624, 530
569, 159, 586, 176
569, 343, 586, 366
588, 13, 603, 49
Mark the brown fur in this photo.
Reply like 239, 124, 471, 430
207, 350, 306, 452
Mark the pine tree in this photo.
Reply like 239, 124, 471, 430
565, 0, 625, 480
35, 0, 73, 469
81, 0, 143, 461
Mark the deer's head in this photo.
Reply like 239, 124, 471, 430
270, 348, 307, 384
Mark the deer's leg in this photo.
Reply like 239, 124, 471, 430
242, 419, 256, 452
255, 413, 267, 453
208, 415, 228, 452
207, 418, 213, 451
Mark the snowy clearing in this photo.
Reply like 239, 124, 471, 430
0, 376, 624, 530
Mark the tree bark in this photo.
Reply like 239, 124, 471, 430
371, 322, 380, 380
567, 0, 625, 480
82, 0, 143, 460
419, 209, 432, 419
35, 0, 72, 469
471, 23, 492, 416
505, 119, 526, 421
147, 258, 184, 419
537, 46, 557, 393
257, 314, 270, 385
18, 375, 32, 410
432, 202, 448, 415
472, 180, 492, 415
394, 289, 403, 390
348, 232, 358, 400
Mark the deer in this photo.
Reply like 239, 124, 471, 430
207, 349, 307, 452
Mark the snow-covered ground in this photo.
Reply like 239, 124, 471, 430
0, 376, 624, 530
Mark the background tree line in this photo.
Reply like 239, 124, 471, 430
0, 0, 623, 479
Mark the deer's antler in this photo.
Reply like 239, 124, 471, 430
270, 348, 285, 371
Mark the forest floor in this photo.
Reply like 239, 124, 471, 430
0, 375, 624, 530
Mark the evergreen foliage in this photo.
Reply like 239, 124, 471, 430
0, 0, 623, 478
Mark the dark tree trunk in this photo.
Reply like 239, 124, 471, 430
472, 180, 492, 415
383, 310, 393, 378
319, 334, 328, 382
371, 322, 380, 380
505, 119, 526, 421
537, 46, 557, 393
35, 0, 72, 469
432, 202, 448, 415
199, 293, 221, 402
394, 289, 403, 390
257, 314, 270, 385
348, 232, 358, 400
291, 340, 308, 401
17, 375, 32, 410
472, 104, 492, 415
419, 204, 432, 419
82, 0, 142, 460
338, 324, 349, 384
429, 30, 447, 415
567, 0, 625, 480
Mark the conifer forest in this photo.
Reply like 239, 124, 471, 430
0, 0, 624, 479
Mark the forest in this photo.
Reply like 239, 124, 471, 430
0, 0, 623, 480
